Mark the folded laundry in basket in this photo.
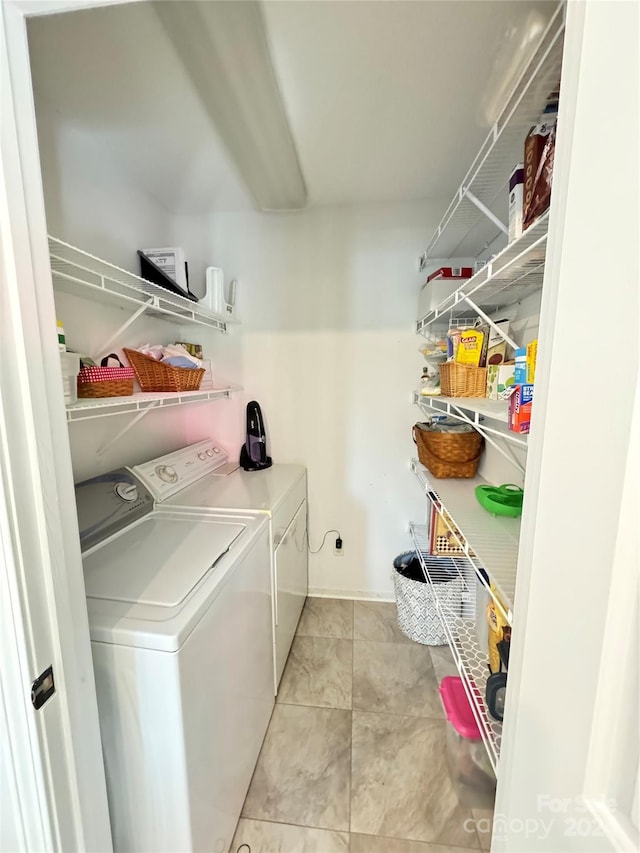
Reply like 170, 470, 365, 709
162, 343, 202, 367
162, 356, 198, 369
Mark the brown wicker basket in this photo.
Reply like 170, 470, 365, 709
413, 425, 484, 479
123, 348, 205, 393
77, 378, 134, 398
439, 362, 487, 397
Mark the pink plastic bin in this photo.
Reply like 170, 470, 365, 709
439, 676, 495, 808
439, 675, 482, 740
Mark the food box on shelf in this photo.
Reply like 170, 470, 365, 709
508, 164, 524, 242
429, 503, 475, 558
455, 328, 485, 367
508, 384, 534, 433
485, 319, 510, 366
486, 363, 515, 400
514, 348, 527, 384
527, 339, 538, 383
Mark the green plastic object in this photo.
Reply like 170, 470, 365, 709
475, 484, 524, 518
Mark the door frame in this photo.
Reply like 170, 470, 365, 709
493, 0, 639, 850
0, 0, 140, 849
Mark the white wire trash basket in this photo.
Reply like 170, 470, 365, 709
393, 552, 464, 645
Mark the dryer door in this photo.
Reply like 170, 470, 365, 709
274, 500, 308, 687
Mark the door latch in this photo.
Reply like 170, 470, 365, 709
31, 665, 55, 710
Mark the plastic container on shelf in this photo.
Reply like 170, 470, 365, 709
59, 352, 80, 406
439, 676, 496, 809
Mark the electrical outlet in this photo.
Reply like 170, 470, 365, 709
334, 536, 344, 557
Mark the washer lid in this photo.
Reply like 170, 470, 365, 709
83, 516, 244, 608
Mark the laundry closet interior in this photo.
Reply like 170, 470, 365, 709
24, 1, 570, 851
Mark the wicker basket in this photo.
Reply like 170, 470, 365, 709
77, 353, 134, 398
439, 362, 487, 397
413, 425, 484, 479
123, 348, 204, 393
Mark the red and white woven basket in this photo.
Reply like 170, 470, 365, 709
77, 353, 135, 398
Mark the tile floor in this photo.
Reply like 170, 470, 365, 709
232, 598, 493, 853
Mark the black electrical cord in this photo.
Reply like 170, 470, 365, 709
305, 527, 342, 555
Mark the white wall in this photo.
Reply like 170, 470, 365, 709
33, 100, 244, 482
36, 93, 443, 594
208, 201, 445, 598
34, 100, 175, 272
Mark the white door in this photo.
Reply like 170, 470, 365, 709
493, 1, 639, 851
1, 1, 115, 849
274, 500, 308, 686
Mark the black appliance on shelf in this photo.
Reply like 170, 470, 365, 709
240, 401, 272, 471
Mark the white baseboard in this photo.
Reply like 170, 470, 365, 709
307, 587, 395, 603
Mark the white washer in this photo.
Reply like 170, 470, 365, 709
75, 468, 274, 853
134, 439, 308, 691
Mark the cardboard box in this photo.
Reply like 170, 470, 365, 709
527, 339, 538, 383
508, 164, 524, 242
514, 348, 527, 384
523, 123, 554, 229
508, 384, 534, 433
429, 503, 475, 557
486, 319, 510, 366
455, 328, 485, 367
487, 362, 515, 400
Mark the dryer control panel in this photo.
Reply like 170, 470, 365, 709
133, 439, 231, 502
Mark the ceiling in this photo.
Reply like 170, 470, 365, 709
28, 0, 557, 214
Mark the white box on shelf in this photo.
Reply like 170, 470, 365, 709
141, 247, 187, 290
418, 278, 459, 317
60, 352, 80, 406
199, 359, 215, 390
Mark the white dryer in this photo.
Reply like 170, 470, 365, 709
75, 468, 274, 853
133, 439, 308, 690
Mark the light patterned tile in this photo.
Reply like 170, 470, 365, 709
352, 640, 443, 719
242, 704, 351, 831
297, 597, 354, 639
350, 834, 480, 853
429, 644, 460, 684
278, 635, 352, 709
471, 809, 495, 850
232, 818, 349, 852
353, 600, 414, 645
350, 712, 478, 849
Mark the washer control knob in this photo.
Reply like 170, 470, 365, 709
213, 447, 221, 454
155, 465, 178, 483
198, 452, 207, 461
206, 449, 214, 457
115, 482, 138, 502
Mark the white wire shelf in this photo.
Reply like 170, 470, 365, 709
411, 459, 519, 622
421, 5, 564, 262
409, 523, 501, 772
414, 392, 528, 450
66, 387, 240, 423
49, 237, 239, 332
417, 212, 549, 334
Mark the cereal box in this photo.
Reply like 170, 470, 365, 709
508, 384, 534, 433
